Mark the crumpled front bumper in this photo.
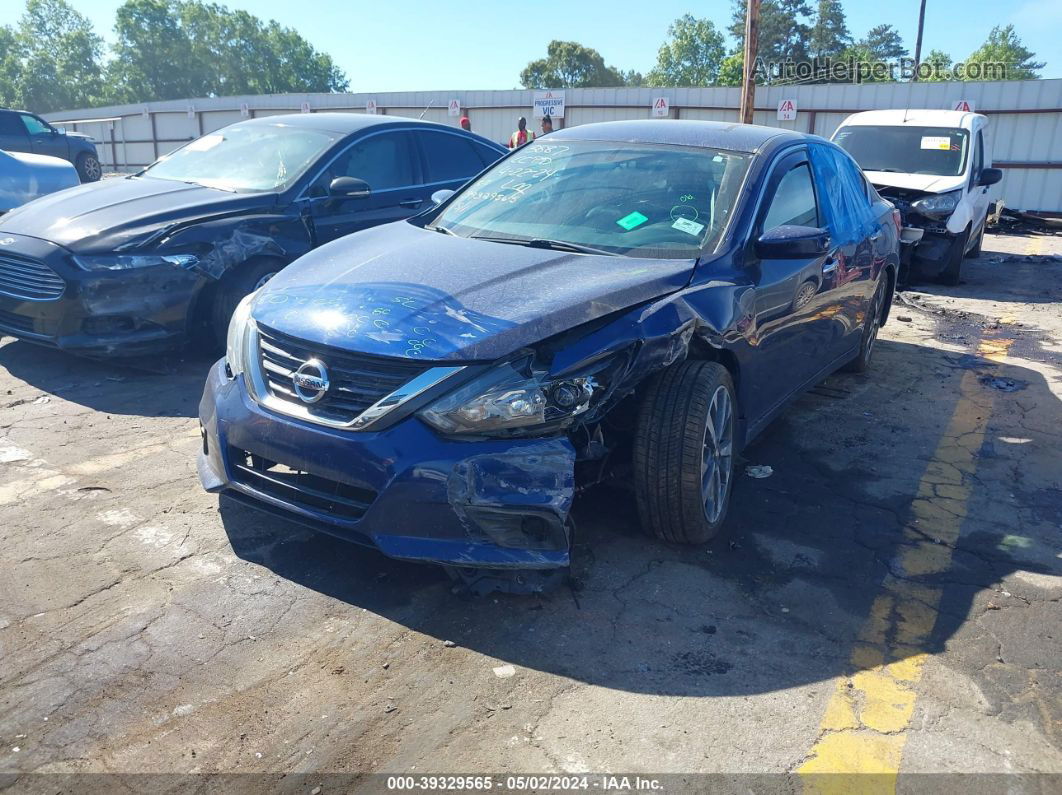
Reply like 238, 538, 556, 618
0, 232, 199, 356
198, 359, 576, 569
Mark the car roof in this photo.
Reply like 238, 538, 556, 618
237, 112, 502, 146
838, 109, 985, 130
546, 119, 808, 154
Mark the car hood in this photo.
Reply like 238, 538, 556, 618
252, 222, 695, 362
865, 170, 966, 195
0, 150, 80, 211
0, 175, 272, 252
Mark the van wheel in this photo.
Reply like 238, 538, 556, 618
76, 153, 102, 182
939, 227, 970, 286
843, 279, 885, 374
210, 259, 283, 348
966, 219, 985, 258
633, 361, 736, 544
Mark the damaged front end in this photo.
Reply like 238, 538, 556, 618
875, 185, 963, 280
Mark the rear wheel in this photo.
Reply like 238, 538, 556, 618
633, 361, 736, 544
76, 153, 101, 182
939, 226, 970, 286
210, 259, 283, 349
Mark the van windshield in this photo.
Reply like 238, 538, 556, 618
142, 123, 337, 192
833, 125, 969, 177
430, 140, 752, 259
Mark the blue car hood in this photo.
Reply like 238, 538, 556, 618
252, 222, 695, 362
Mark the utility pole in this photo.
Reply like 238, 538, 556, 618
739, 0, 761, 124
912, 0, 927, 81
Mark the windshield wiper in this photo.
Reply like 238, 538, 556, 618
471, 236, 618, 257
426, 224, 457, 236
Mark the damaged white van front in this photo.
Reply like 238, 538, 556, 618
832, 109, 1002, 285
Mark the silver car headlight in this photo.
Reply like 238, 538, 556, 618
225, 293, 257, 377
73, 253, 199, 271
911, 190, 961, 218
419, 355, 606, 436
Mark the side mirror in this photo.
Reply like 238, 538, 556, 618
978, 167, 1003, 187
328, 176, 370, 198
431, 188, 456, 206
755, 225, 830, 259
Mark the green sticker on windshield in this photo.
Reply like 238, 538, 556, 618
616, 211, 648, 231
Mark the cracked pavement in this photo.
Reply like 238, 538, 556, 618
0, 232, 1059, 786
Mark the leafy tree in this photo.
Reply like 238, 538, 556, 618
646, 14, 726, 87
809, 0, 850, 58
729, 0, 814, 65
519, 40, 632, 88
107, 0, 348, 103
961, 24, 1043, 81
717, 52, 744, 87
919, 49, 955, 82
6, 0, 104, 113
858, 23, 907, 61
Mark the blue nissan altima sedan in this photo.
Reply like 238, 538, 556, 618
197, 120, 900, 593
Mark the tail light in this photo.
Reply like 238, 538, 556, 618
891, 208, 902, 235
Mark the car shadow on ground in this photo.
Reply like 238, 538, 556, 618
0, 338, 212, 418
218, 336, 1061, 697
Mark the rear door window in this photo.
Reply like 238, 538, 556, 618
419, 131, 486, 183
762, 163, 820, 230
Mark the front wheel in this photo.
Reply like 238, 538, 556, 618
843, 279, 885, 374
76, 153, 102, 182
939, 227, 970, 286
210, 259, 283, 349
633, 361, 737, 544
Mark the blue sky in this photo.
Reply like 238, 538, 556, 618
4, 0, 1058, 87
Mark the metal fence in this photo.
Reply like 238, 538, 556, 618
44, 79, 1062, 212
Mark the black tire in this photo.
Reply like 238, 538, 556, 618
633, 361, 737, 545
210, 259, 284, 348
939, 227, 970, 286
843, 278, 886, 374
966, 218, 985, 258
76, 153, 102, 182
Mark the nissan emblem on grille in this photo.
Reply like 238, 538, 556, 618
292, 359, 330, 403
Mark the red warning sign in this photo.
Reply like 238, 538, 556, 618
652, 97, 670, 117
777, 99, 797, 121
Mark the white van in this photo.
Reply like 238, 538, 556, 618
831, 110, 1002, 285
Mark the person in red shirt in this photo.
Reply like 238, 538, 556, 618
507, 117, 534, 149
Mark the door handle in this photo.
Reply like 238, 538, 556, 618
822, 258, 838, 274
399, 198, 423, 208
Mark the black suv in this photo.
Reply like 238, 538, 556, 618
0, 108, 102, 182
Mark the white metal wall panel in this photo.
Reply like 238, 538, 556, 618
45, 79, 1062, 210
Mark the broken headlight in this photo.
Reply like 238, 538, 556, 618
73, 252, 199, 271
225, 292, 257, 378
419, 356, 605, 436
910, 190, 960, 218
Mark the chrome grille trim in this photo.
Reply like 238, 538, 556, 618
0, 254, 65, 301
246, 323, 464, 431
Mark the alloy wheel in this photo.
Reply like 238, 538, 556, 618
701, 384, 734, 523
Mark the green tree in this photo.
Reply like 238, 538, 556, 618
106, 0, 348, 103
519, 40, 632, 88
919, 49, 955, 82
717, 52, 744, 87
857, 23, 907, 61
730, 0, 814, 65
8, 0, 104, 113
809, 0, 850, 58
960, 24, 1043, 81
646, 14, 726, 87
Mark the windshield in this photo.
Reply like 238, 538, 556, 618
833, 125, 969, 177
431, 140, 752, 258
142, 123, 338, 192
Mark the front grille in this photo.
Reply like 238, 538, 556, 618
229, 446, 377, 520
256, 324, 428, 424
0, 254, 65, 301
0, 308, 35, 334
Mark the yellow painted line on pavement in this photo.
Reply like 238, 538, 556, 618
797, 333, 1013, 793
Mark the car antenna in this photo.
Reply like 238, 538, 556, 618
903, 107, 909, 123
419, 100, 434, 120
